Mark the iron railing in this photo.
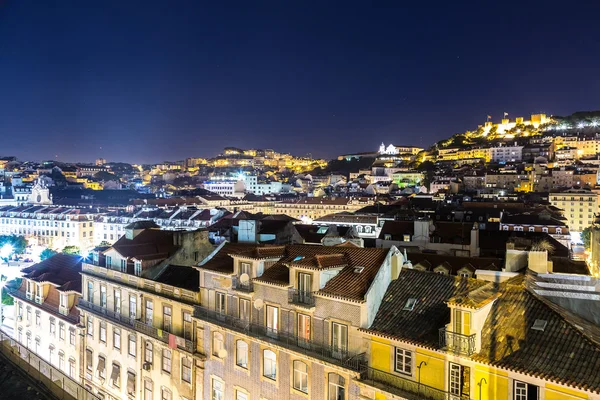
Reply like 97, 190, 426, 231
288, 289, 315, 307
232, 276, 254, 293
78, 299, 195, 353
193, 305, 365, 371
360, 367, 450, 400
439, 328, 476, 356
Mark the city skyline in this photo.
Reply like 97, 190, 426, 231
1, 1, 600, 163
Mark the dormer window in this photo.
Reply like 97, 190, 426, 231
120, 259, 127, 272
134, 261, 142, 276
384, 234, 392, 240
60, 293, 68, 308
403, 234, 411, 242
239, 262, 251, 277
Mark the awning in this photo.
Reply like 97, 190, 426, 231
110, 364, 120, 385
127, 372, 135, 395
97, 357, 105, 374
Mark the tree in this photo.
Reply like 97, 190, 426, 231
581, 226, 592, 249
2, 278, 22, 306
417, 161, 436, 192
62, 246, 80, 255
98, 241, 111, 247
40, 248, 58, 260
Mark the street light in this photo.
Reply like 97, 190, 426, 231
0, 244, 13, 266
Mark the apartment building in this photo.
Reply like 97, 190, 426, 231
193, 242, 401, 400
10, 254, 83, 380
94, 207, 228, 244
0, 205, 98, 250
78, 227, 214, 400
358, 268, 600, 400
489, 144, 523, 163
273, 197, 374, 220
550, 187, 599, 233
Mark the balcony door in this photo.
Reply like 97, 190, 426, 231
331, 322, 348, 359
297, 314, 311, 348
145, 300, 153, 325
266, 305, 279, 338
448, 362, 470, 400
298, 272, 312, 304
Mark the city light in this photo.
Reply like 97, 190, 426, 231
0, 244, 13, 263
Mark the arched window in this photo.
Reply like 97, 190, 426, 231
328, 373, 345, 400
263, 349, 276, 380
236, 340, 248, 368
292, 360, 308, 393
212, 332, 224, 357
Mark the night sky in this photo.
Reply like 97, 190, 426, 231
1, 1, 599, 164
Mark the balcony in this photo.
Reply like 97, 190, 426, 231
288, 289, 315, 307
34, 295, 43, 304
360, 367, 449, 400
232, 276, 254, 293
439, 328, 476, 356
193, 305, 365, 372
78, 299, 195, 353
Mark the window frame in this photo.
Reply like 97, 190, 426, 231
292, 360, 308, 394
394, 348, 413, 376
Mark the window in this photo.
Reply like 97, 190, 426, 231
100, 322, 107, 343
113, 328, 121, 350
144, 379, 153, 400
449, 363, 470, 398
212, 332, 224, 357
454, 310, 471, 335
87, 317, 93, 337
263, 349, 277, 380
293, 360, 308, 393
145, 341, 153, 364
85, 348, 93, 371
394, 348, 412, 375
110, 363, 121, 388
145, 300, 153, 325
68, 358, 76, 378
238, 298, 250, 323
26, 307, 31, 322
129, 295, 137, 318
87, 281, 93, 302
114, 289, 121, 314
35, 311, 41, 326
181, 357, 191, 383
183, 311, 192, 340
49, 319, 56, 336
266, 305, 279, 337
49, 346, 54, 364
240, 262, 251, 276
297, 272, 312, 294
297, 314, 311, 347
128, 334, 136, 357
97, 356, 106, 379
100, 285, 107, 307
127, 371, 136, 396
162, 349, 171, 373
514, 381, 539, 400
236, 340, 248, 368
161, 388, 172, 400
331, 322, 348, 358
135, 261, 142, 276
403, 298, 417, 311
163, 305, 172, 332
120, 259, 127, 272
211, 378, 224, 400
69, 328, 75, 346
328, 373, 345, 400
215, 292, 226, 315
236, 391, 248, 400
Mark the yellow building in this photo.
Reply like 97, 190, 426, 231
550, 188, 599, 233
358, 269, 600, 400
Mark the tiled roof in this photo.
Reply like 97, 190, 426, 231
501, 212, 567, 227
155, 265, 200, 291
315, 213, 378, 224
124, 220, 159, 230
198, 243, 259, 273
21, 253, 82, 292
378, 220, 414, 240
365, 269, 487, 347
108, 229, 178, 259
473, 277, 600, 394
293, 224, 327, 244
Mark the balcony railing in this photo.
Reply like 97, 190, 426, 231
288, 289, 315, 307
360, 367, 450, 400
439, 328, 476, 356
232, 276, 254, 293
193, 305, 365, 371
78, 299, 195, 353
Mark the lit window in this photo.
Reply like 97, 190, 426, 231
236, 340, 248, 368
328, 373, 345, 400
292, 360, 308, 393
263, 349, 277, 380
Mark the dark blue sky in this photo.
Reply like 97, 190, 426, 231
1, 1, 599, 164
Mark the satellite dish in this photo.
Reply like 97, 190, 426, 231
220, 278, 232, 290
253, 299, 264, 310
240, 273, 250, 284
218, 348, 228, 358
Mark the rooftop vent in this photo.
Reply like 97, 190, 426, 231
403, 298, 417, 311
531, 319, 548, 332
354, 266, 365, 273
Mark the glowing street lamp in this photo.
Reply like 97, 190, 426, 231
0, 244, 13, 266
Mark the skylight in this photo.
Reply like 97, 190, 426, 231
292, 256, 304, 262
403, 298, 417, 311
531, 319, 548, 331
354, 266, 365, 273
